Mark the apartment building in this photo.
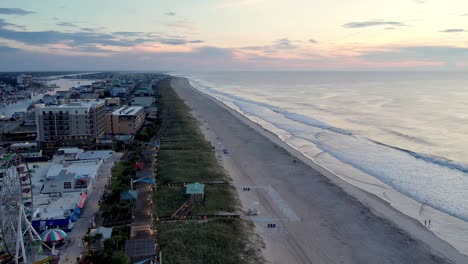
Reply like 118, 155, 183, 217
35, 100, 106, 146
106, 106, 145, 135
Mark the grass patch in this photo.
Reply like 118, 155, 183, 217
153, 185, 186, 217
192, 184, 237, 215
159, 219, 264, 264
158, 150, 225, 183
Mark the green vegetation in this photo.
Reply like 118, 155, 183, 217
157, 83, 226, 185
155, 83, 237, 215
159, 219, 264, 264
154, 79, 264, 264
81, 227, 130, 264
108, 161, 135, 199
153, 185, 186, 216
191, 184, 237, 215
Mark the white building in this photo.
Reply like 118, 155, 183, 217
31, 149, 114, 231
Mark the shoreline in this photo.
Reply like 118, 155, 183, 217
171, 77, 468, 264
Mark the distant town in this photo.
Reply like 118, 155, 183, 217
0, 72, 168, 263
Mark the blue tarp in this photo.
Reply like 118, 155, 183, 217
70, 214, 78, 222
133, 177, 155, 185
120, 190, 138, 201
70, 207, 82, 222
73, 207, 81, 216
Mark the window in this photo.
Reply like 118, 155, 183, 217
64, 182, 72, 189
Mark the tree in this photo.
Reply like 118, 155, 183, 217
111, 252, 130, 264
83, 234, 92, 253
93, 233, 104, 251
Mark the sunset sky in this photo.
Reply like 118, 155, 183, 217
1, 0, 468, 71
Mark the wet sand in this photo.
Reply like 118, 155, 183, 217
169, 77, 468, 264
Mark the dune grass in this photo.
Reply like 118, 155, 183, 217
159, 219, 264, 264
154, 79, 264, 263
153, 185, 186, 217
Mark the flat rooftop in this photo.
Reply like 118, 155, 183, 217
46, 159, 102, 179
112, 106, 143, 116
37, 100, 104, 109
29, 162, 80, 221
77, 150, 114, 161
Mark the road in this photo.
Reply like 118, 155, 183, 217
59, 153, 121, 263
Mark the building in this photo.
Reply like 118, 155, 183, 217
186, 182, 205, 204
131, 96, 155, 107
35, 100, 106, 148
17, 74, 32, 87
106, 106, 145, 135
30, 149, 114, 232
110, 87, 128, 97
10, 142, 44, 161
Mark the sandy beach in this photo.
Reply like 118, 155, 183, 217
168, 77, 468, 264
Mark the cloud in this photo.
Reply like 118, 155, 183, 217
309, 38, 318, 44
440, 29, 466, 33
112, 31, 145, 37
165, 12, 176, 16
80, 28, 96, 32
343, 20, 405, 28
0, 18, 14, 28
0, 45, 247, 71
0, 45, 19, 52
0, 8, 34, 15
0, 21, 204, 48
240, 38, 301, 52
164, 19, 198, 33
56, 22, 78, 27
359, 46, 468, 65
412, 0, 426, 4
462, 14, 468, 16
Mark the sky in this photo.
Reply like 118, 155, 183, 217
0, 0, 468, 71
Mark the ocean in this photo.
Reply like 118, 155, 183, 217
175, 71, 468, 251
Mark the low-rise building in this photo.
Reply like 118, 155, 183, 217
131, 96, 155, 107
110, 87, 128, 97
106, 106, 145, 135
30, 149, 114, 231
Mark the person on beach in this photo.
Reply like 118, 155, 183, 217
424, 220, 427, 226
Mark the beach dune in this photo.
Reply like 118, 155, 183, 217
169, 77, 468, 264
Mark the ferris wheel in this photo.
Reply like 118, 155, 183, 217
0, 153, 43, 263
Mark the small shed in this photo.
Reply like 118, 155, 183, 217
186, 182, 205, 204
125, 238, 156, 263
89, 226, 113, 248
120, 190, 138, 202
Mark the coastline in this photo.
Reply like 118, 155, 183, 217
171, 76, 468, 264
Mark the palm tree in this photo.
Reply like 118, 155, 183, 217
83, 234, 92, 253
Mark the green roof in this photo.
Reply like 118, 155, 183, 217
186, 182, 205, 195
